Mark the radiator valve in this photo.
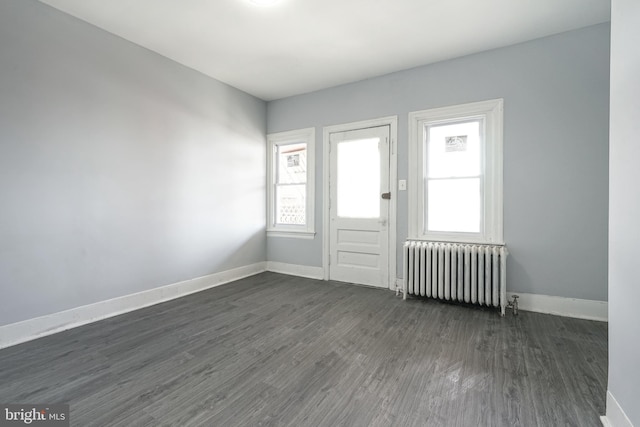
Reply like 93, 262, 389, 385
507, 295, 519, 316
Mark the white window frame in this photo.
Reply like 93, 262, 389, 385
267, 127, 315, 239
409, 99, 503, 244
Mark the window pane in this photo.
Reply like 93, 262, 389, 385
276, 184, 306, 225
337, 138, 380, 218
426, 120, 481, 178
277, 143, 307, 184
427, 178, 481, 233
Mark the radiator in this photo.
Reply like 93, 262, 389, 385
403, 241, 508, 315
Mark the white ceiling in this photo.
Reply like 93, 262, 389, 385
39, 0, 610, 101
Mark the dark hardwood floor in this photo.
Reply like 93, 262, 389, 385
0, 272, 608, 426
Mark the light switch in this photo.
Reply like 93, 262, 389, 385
398, 180, 407, 191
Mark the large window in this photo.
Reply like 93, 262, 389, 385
409, 99, 503, 244
267, 128, 315, 238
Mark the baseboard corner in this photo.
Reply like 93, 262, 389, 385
605, 390, 635, 427
601, 416, 613, 427
266, 261, 324, 280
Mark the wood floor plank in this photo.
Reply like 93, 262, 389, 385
0, 272, 607, 426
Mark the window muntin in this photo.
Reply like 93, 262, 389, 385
267, 128, 315, 238
275, 142, 307, 226
409, 99, 503, 244
424, 118, 483, 234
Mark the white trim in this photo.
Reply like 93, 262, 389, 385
0, 262, 266, 350
409, 99, 504, 244
507, 292, 608, 322
601, 416, 613, 427
389, 123, 398, 291
322, 116, 398, 289
266, 230, 316, 239
602, 391, 635, 427
266, 261, 324, 280
399, 285, 607, 321
266, 127, 315, 236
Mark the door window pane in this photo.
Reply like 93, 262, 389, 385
427, 178, 481, 233
337, 138, 380, 218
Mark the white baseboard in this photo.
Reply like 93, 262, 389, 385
0, 262, 267, 350
397, 277, 607, 321
266, 261, 324, 280
602, 391, 635, 427
507, 292, 608, 322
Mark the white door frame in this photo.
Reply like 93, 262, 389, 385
322, 116, 398, 290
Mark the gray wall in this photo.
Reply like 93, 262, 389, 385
0, 0, 266, 327
608, 0, 640, 424
267, 23, 610, 302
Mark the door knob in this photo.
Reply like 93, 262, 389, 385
381, 192, 391, 200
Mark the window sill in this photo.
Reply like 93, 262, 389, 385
267, 229, 316, 239
410, 235, 504, 246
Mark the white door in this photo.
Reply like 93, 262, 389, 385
329, 125, 390, 288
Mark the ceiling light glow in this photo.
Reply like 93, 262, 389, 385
248, 0, 280, 6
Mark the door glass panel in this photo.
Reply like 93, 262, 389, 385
427, 178, 481, 232
337, 138, 380, 218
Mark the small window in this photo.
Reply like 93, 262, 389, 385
409, 99, 503, 244
267, 128, 315, 238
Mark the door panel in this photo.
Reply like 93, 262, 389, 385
329, 126, 390, 287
